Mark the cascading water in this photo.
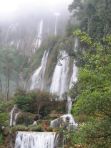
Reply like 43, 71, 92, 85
50, 51, 69, 98
67, 97, 72, 114
50, 114, 77, 129
50, 54, 78, 130
69, 62, 78, 88
28, 40, 78, 148
66, 37, 78, 113
54, 13, 60, 36
73, 37, 78, 52
33, 19, 44, 53
10, 105, 20, 127
36, 19, 44, 49
15, 132, 57, 148
67, 62, 78, 113
30, 50, 49, 90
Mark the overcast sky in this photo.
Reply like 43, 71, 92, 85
0, 0, 73, 15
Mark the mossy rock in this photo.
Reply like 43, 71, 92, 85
28, 125, 43, 132
11, 124, 44, 132
11, 125, 29, 133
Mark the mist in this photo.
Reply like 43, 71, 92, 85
0, 0, 72, 22
0, 0, 73, 58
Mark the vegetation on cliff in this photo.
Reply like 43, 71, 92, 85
69, 0, 111, 147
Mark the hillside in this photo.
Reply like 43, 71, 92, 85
0, 0, 111, 148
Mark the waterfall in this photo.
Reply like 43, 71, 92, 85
32, 20, 44, 53
61, 114, 78, 127
50, 114, 77, 129
30, 51, 49, 90
67, 62, 78, 113
10, 105, 20, 127
67, 97, 72, 114
15, 132, 57, 148
69, 62, 78, 88
37, 19, 44, 48
6, 24, 17, 43
50, 51, 69, 98
54, 13, 60, 36
73, 38, 78, 52
50, 59, 78, 129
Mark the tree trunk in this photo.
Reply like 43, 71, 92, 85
0, 78, 3, 94
6, 68, 10, 101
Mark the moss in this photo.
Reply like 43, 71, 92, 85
11, 125, 29, 132
12, 124, 44, 132
28, 125, 43, 132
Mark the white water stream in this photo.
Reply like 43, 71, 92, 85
26, 40, 78, 148
50, 114, 77, 129
67, 61, 78, 113
10, 105, 20, 127
15, 132, 57, 148
50, 51, 69, 97
37, 19, 44, 48
30, 50, 49, 90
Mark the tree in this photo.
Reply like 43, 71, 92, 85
71, 30, 111, 147
69, 0, 111, 40
0, 48, 29, 100
14, 90, 52, 115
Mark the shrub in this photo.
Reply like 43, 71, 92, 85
16, 112, 35, 126
0, 100, 14, 112
0, 113, 9, 126
12, 125, 43, 132
14, 89, 66, 119
11, 125, 29, 132
14, 90, 52, 115
0, 133, 3, 144
28, 125, 43, 132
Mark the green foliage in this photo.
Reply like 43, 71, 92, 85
14, 90, 51, 114
69, 0, 111, 40
16, 112, 35, 125
70, 126, 86, 145
14, 89, 66, 119
28, 125, 43, 132
0, 113, 8, 126
15, 95, 32, 112
0, 133, 3, 144
11, 124, 43, 132
74, 29, 92, 46
0, 47, 29, 98
70, 31, 111, 147
0, 100, 14, 112
11, 125, 29, 132
0, 100, 14, 126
